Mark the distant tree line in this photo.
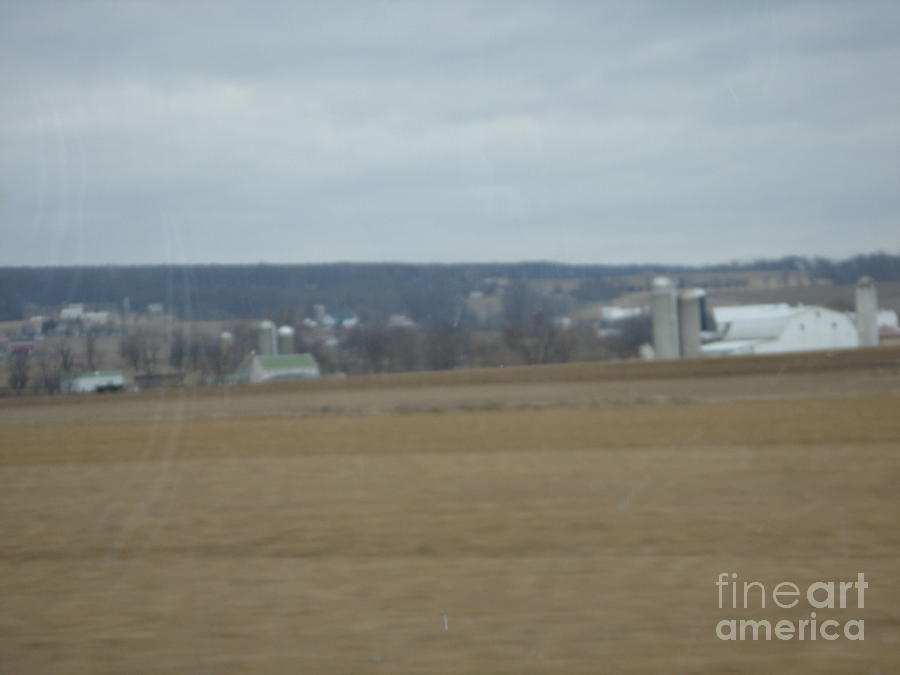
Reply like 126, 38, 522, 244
4, 252, 896, 322
0, 262, 640, 321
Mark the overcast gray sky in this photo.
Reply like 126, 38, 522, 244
1, 1, 898, 266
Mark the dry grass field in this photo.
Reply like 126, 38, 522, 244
2, 348, 900, 673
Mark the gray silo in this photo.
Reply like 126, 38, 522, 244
277, 325, 296, 355
855, 277, 879, 347
677, 289, 704, 358
257, 320, 277, 356
651, 277, 681, 359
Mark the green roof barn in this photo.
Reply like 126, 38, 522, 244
249, 353, 320, 383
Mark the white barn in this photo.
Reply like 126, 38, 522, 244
702, 304, 859, 357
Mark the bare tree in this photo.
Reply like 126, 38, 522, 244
425, 320, 465, 371
537, 314, 578, 364
119, 332, 143, 371
197, 335, 226, 378
187, 335, 207, 373
169, 329, 188, 372
603, 316, 652, 359
180, 334, 241, 379
309, 342, 341, 375
7, 351, 29, 394
141, 327, 164, 374
32, 346, 62, 395
502, 283, 578, 365
223, 321, 257, 361
84, 328, 100, 371
469, 332, 521, 368
119, 325, 165, 374
203, 339, 229, 378
56, 339, 75, 374
344, 324, 393, 374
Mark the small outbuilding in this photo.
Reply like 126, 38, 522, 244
61, 370, 125, 393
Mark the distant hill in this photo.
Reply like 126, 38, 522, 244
1, 252, 898, 321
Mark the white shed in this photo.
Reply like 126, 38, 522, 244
61, 370, 125, 393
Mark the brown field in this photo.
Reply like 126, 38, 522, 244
2, 349, 900, 673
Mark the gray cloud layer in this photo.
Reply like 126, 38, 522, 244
1, 1, 898, 265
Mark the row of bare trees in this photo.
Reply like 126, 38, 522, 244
167, 329, 246, 378
311, 281, 645, 375
6, 337, 80, 395
119, 324, 253, 379
333, 320, 469, 375
4, 323, 247, 395
6, 283, 652, 393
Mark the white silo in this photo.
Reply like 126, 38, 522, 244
257, 320, 277, 356
678, 289, 704, 358
277, 325, 295, 355
651, 277, 680, 359
855, 277, 879, 347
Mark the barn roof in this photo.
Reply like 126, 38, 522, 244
713, 304, 801, 340
63, 370, 124, 380
256, 354, 318, 371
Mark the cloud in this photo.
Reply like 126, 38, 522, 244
1, 1, 898, 265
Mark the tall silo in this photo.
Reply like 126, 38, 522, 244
257, 320, 277, 356
651, 277, 680, 359
277, 325, 295, 355
678, 289, 704, 358
855, 277, 879, 347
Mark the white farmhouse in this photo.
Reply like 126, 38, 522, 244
60, 303, 85, 321
702, 304, 859, 356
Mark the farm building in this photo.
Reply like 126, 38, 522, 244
878, 309, 899, 330
7, 340, 37, 354
61, 370, 125, 393
702, 304, 859, 356
59, 303, 85, 321
879, 310, 900, 345
248, 353, 320, 383
83, 311, 111, 325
